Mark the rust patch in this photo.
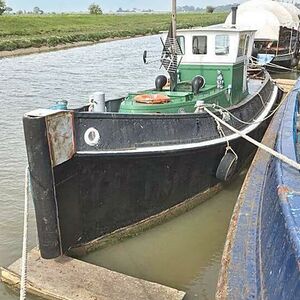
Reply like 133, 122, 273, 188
46, 111, 75, 167
277, 185, 291, 201
297, 260, 300, 271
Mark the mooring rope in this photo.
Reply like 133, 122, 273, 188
203, 107, 300, 171
20, 167, 30, 300
205, 88, 291, 126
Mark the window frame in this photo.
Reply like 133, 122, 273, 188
215, 34, 230, 56
238, 34, 247, 57
176, 35, 185, 55
192, 35, 208, 55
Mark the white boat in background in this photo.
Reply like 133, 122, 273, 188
225, 0, 300, 72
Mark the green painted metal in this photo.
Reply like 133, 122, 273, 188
120, 86, 228, 114
178, 62, 246, 103
119, 62, 247, 114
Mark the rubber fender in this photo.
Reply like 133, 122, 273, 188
192, 76, 205, 94
216, 152, 237, 182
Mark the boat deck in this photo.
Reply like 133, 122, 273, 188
1, 248, 185, 300
248, 77, 269, 96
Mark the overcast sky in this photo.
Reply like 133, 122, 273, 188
6, 0, 243, 12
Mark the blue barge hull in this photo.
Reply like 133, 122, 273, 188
217, 79, 300, 299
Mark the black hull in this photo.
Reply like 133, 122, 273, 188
23, 75, 280, 259
57, 128, 264, 252
267, 52, 298, 73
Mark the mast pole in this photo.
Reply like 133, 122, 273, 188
172, 0, 177, 40
170, 0, 177, 91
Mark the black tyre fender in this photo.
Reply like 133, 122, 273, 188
216, 152, 238, 182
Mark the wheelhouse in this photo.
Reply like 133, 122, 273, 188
176, 26, 256, 103
119, 25, 256, 114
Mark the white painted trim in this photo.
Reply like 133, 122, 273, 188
77, 84, 278, 156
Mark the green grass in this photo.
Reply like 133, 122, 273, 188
0, 13, 227, 51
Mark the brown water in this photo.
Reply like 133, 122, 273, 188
1, 35, 292, 300
83, 173, 245, 299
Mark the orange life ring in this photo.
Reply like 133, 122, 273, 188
134, 94, 171, 104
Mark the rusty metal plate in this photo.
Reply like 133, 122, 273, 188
46, 112, 75, 167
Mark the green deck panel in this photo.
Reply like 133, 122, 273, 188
120, 87, 228, 114
119, 62, 247, 114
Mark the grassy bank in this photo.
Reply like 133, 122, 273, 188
0, 13, 227, 51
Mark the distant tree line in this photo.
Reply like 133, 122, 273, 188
0, 0, 45, 15
177, 5, 202, 12
0, 1, 104, 15
177, 3, 239, 13
0, 0, 12, 15
117, 8, 153, 13
0, 1, 236, 16
88, 3, 102, 15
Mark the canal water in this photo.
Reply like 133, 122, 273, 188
0, 35, 282, 299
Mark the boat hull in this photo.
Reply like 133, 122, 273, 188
58, 134, 262, 255
217, 79, 300, 299
267, 51, 298, 73
23, 76, 279, 259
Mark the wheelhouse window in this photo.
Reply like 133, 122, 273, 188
238, 34, 247, 57
215, 35, 230, 55
176, 36, 185, 54
192, 36, 207, 54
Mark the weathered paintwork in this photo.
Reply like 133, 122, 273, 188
46, 112, 75, 167
22, 75, 279, 259
217, 79, 300, 300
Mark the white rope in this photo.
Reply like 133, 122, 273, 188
20, 167, 30, 300
205, 90, 290, 126
203, 107, 300, 171
250, 55, 298, 73
214, 117, 238, 161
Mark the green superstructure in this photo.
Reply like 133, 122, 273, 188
119, 25, 255, 114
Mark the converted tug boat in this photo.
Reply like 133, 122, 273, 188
23, 5, 281, 259
225, 0, 300, 72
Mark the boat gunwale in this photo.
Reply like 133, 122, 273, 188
275, 84, 300, 261
216, 79, 300, 300
75, 81, 278, 155
74, 73, 272, 120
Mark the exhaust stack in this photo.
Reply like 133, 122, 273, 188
231, 6, 238, 28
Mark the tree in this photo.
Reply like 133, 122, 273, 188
33, 6, 43, 14
5, 6, 12, 13
206, 6, 215, 13
0, 0, 6, 15
88, 3, 103, 15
